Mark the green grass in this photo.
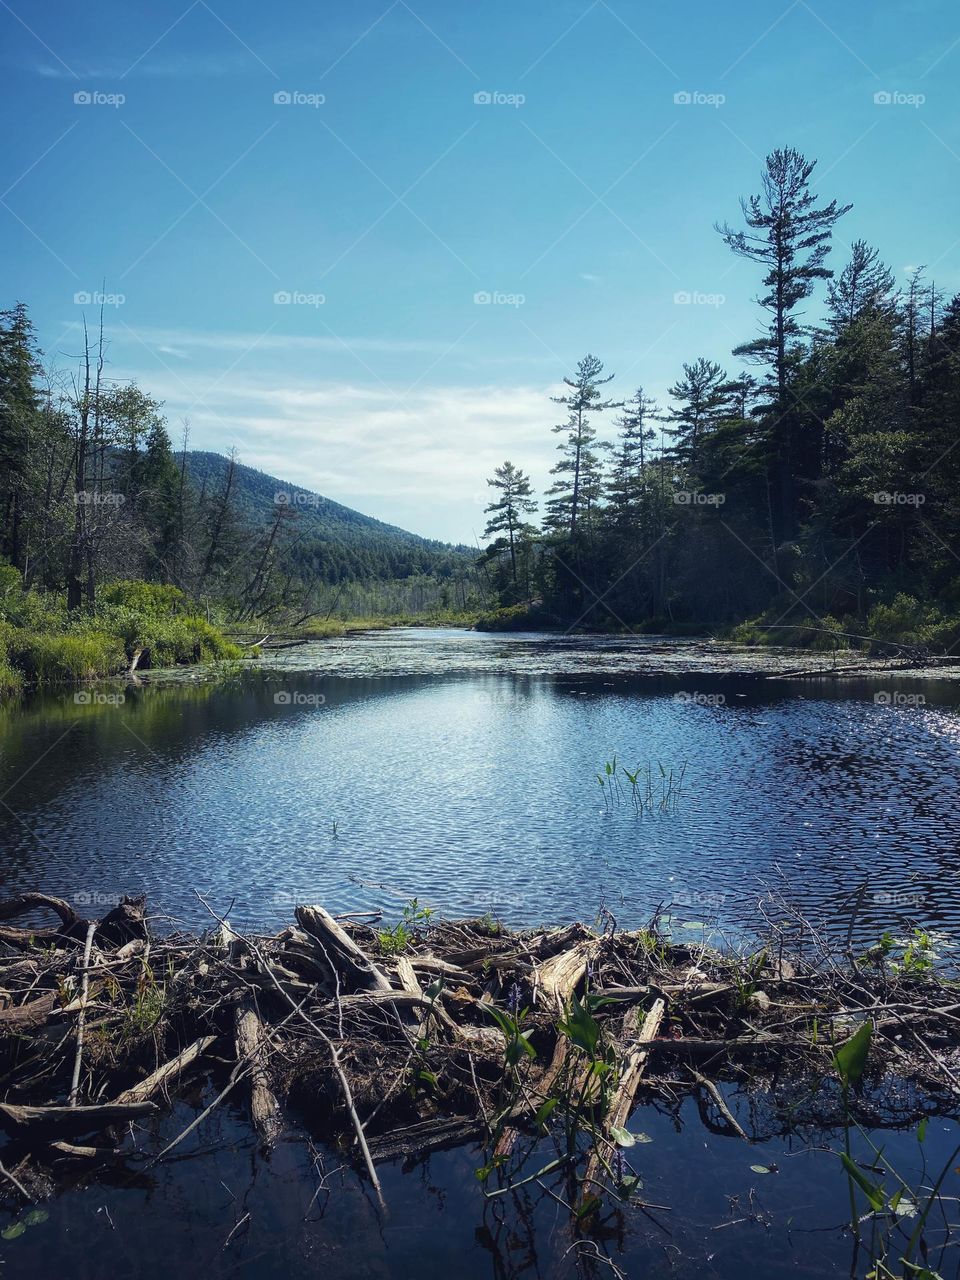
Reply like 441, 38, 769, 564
0, 573, 246, 695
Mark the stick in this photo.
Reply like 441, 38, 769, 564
113, 1036, 217, 1105
68, 922, 97, 1107
689, 1068, 750, 1140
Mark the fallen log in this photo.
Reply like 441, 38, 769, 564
583, 997, 664, 1191
234, 1003, 282, 1145
113, 1035, 218, 1105
0, 1101, 157, 1138
296, 905, 393, 994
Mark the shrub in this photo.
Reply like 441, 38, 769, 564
2, 628, 126, 683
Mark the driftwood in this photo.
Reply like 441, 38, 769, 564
582, 998, 664, 1190
234, 1003, 282, 1145
1, 890, 959, 1222
296, 905, 393, 994
0, 1101, 157, 1137
113, 1035, 217, 1105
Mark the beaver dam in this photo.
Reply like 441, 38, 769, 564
1, 890, 959, 1274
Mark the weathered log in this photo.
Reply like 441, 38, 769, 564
296, 905, 392, 994
535, 939, 597, 1014
234, 1003, 282, 1145
367, 1114, 483, 1162
0, 990, 60, 1030
113, 1035, 217, 1105
583, 997, 664, 1190
0, 1101, 157, 1137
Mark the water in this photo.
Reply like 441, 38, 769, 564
3, 628, 960, 1279
1, 629, 958, 943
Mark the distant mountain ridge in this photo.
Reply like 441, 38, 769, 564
183, 451, 471, 583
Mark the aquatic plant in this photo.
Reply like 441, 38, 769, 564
595, 757, 686, 814
377, 897, 435, 955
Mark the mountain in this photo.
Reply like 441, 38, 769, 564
183, 451, 472, 584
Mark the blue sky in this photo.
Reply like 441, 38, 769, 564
2, 0, 958, 542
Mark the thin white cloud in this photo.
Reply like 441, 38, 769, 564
117, 367, 557, 542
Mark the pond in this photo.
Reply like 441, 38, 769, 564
2, 629, 960, 1278
1, 629, 958, 945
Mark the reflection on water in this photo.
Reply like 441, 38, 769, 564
2, 630, 960, 1278
1, 1085, 955, 1279
0, 629, 958, 945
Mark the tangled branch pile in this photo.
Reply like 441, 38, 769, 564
0, 891, 958, 1215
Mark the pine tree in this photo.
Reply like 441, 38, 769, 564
717, 148, 851, 545
544, 354, 618, 537
607, 387, 657, 526
663, 359, 730, 476
482, 461, 537, 597
0, 302, 42, 572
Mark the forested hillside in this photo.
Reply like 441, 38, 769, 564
0, 311, 478, 626
479, 148, 960, 650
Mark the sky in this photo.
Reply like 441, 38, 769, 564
2, 0, 959, 543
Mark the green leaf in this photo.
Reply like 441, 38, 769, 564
917, 1116, 928, 1143
535, 1097, 558, 1130
840, 1153, 885, 1211
833, 1021, 872, 1087
22, 1210, 48, 1227
750, 1164, 775, 1174
1, 1223, 26, 1240
610, 1125, 636, 1147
